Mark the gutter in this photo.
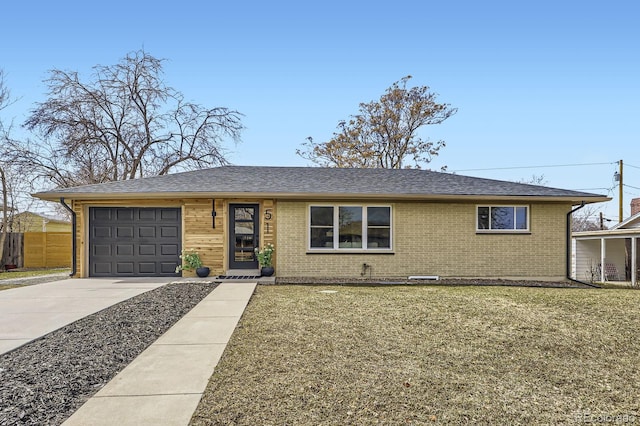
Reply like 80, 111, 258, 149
59, 198, 77, 277
567, 202, 600, 288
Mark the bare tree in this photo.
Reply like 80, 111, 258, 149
572, 205, 607, 232
7, 50, 243, 188
518, 174, 548, 186
515, 175, 606, 232
0, 70, 9, 111
516, 176, 606, 232
297, 76, 457, 168
0, 69, 13, 266
0, 165, 7, 267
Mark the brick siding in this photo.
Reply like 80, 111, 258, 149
276, 201, 569, 281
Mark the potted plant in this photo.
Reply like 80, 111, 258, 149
175, 249, 210, 277
255, 243, 275, 277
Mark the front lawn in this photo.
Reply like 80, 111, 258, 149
191, 285, 640, 425
0, 268, 70, 280
0, 268, 70, 291
0, 284, 21, 291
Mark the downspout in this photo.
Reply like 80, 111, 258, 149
59, 198, 77, 277
567, 202, 600, 288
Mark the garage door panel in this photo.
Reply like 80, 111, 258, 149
116, 209, 134, 220
94, 227, 112, 238
138, 227, 156, 238
93, 209, 112, 221
116, 263, 135, 274
138, 262, 156, 274
116, 244, 134, 256
117, 227, 134, 238
160, 262, 178, 274
161, 226, 178, 238
161, 209, 179, 221
139, 244, 156, 256
89, 207, 181, 277
93, 245, 111, 256
138, 209, 157, 220
93, 262, 112, 275
161, 244, 179, 256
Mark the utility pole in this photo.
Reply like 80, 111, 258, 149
619, 159, 624, 223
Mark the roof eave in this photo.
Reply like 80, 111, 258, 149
611, 212, 640, 230
574, 228, 640, 238
33, 191, 612, 204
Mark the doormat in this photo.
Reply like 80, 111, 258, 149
216, 275, 261, 280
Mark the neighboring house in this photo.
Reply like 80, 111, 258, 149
11, 211, 72, 233
0, 203, 14, 227
572, 198, 640, 286
32, 166, 609, 281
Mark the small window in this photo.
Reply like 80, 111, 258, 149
309, 205, 392, 250
477, 206, 529, 232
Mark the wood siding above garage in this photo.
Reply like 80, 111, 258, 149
182, 199, 225, 275
182, 198, 276, 276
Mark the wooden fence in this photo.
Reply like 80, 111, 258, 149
23, 232, 72, 268
1, 232, 71, 269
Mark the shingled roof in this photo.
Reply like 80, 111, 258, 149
33, 165, 610, 203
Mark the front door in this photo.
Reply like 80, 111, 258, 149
229, 203, 259, 269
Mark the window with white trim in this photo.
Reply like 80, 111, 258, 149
309, 205, 392, 250
477, 205, 529, 232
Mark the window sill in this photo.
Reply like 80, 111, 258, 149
476, 230, 531, 235
306, 249, 395, 255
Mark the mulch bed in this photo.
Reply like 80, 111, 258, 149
0, 282, 217, 426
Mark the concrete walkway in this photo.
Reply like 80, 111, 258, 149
63, 281, 257, 426
0, 278, 173, 354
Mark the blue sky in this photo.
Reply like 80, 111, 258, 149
2, 0, 639, 220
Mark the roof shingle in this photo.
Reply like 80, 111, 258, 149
33, 165, 609, 202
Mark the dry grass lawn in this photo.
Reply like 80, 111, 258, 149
0, 268, 70, 280
0, 284, 21, 291
0, 268, 70, 291
190, 285, 640, 425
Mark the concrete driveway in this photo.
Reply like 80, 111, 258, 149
0, 278, 174, 355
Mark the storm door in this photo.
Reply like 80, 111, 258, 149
228, 204, 259, 269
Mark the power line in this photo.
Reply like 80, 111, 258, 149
451, 161, 615, 173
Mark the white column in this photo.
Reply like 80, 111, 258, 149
632, 236, 637, 287
600, 238, 606, 282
